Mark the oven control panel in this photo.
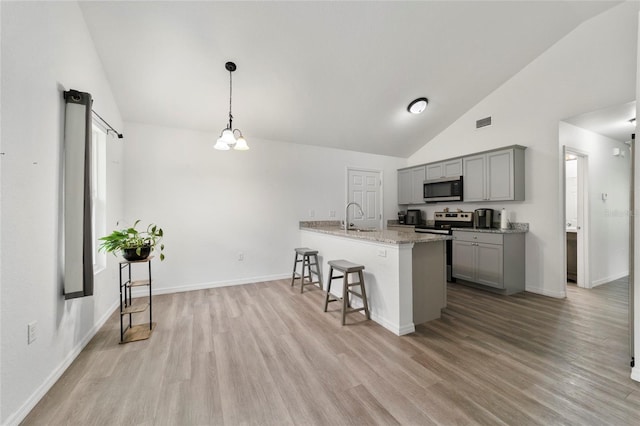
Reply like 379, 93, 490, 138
434, 212, 474, 222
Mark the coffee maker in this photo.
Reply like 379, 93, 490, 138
474, 208, 494, 229
398, 211, 406, 224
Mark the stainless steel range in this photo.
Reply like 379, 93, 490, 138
415, 211, 474, 281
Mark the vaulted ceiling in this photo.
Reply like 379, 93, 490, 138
79, 1, 619, 157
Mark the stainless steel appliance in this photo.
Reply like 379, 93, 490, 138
405, 209, 422, 225
415, 211, 474, 281
474, 208, 494, 229
423, 176, 463, 203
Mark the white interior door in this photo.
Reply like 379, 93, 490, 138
347, 168, 382, 229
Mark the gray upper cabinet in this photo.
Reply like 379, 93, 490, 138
463, 147, 525, 202
398, 169, 412, 205
399, 145, 525, 205
462, 155, 486, 202
425, 159, 463, 181
398, 165, 425, 205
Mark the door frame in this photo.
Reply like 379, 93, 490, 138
562, 146, 591, 290
346, 166, 384, 229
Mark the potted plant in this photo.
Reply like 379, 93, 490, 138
99, 220, 165, 261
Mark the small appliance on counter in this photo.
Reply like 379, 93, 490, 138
474, 208, 494, 229
405, 209, 422, 225
398, 211, 406, 224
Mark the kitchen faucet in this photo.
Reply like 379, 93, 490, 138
344, 202, 364, 230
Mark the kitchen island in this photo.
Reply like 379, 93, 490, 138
300, 222, 451, 335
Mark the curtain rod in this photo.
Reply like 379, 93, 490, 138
92, 109, 123, 139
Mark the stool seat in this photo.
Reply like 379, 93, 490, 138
328, 260, 364, 273
295, 247, 318, 256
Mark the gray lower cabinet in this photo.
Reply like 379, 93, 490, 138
452, 230, 525, 294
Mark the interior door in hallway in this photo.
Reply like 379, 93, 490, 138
347, 168, 382, 229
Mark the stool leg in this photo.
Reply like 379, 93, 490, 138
342, 272, 349, 325
324, 267, 334, 312
313, 254, 323, 290
358, 270, 370, 320
301, 254, 310, 293
290, 253, 299, 287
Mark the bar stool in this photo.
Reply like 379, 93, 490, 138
324, 260, 370, 325
290, 247, 323, 293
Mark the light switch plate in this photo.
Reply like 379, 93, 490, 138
28, 321, 37, 344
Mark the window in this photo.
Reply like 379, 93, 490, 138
92, 124, 107, 273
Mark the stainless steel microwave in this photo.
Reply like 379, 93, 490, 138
423, 176, 463, 202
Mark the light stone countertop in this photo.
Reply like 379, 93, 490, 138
300, 223, 451, 245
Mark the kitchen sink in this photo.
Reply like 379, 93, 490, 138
351, 227, 377, 232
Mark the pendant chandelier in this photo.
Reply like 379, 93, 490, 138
214, 61, 249, 151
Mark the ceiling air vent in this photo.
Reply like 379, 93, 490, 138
476, 116, 492, 129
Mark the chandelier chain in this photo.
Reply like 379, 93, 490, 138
228, 69, 233, 129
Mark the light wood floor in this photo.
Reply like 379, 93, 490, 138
23, 278, 640, 425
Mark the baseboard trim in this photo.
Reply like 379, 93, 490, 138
369, 311, 415, 336
525, 285, 566, 299
131, 273, 291, 297
4, 299, 119, 426
397, 323, 417, 336
592, 271, 629, 288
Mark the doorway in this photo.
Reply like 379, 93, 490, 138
346, 168, 383, 229
560, 102, 635, 367
564, 149, 590, 288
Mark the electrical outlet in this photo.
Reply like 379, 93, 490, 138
28, 321, 37, 344
377, 249, 387, 258
238, 252, 244, 261
329, 210, 336, 218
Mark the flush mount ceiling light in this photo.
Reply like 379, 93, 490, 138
214, 61, 249, 151
407, 97, 429, 114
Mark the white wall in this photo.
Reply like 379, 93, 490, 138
122, 122, 405, 294
561, 122, 631, 286
407, 1, 639, 298
0, 2, 124, 424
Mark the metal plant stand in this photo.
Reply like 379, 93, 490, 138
119, 256, 154, 343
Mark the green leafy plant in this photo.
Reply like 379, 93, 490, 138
99, 220, 165, 261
